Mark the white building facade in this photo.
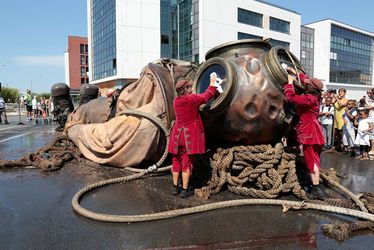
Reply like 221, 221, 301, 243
87, 0, 161, 87
306, 19, 374, 100
87, 0, 301, 88
197, 0, 301, 61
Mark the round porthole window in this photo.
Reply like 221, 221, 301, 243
193, 57, 236, 113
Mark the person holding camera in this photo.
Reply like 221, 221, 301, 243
332, 88, 348, 152
319, 96, 334, 149
284, 67, 325, 200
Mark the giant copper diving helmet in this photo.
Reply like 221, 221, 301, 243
190, 39, 305, 147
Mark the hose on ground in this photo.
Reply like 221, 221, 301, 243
73, 194, 374, 223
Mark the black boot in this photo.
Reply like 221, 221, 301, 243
172, 184, 180, 195
180, 187, 193, 198
307, 185, 324, 200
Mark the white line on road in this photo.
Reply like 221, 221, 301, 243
0, 125, 21, 132
0, 131, 36, 143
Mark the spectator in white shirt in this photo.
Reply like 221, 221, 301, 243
342, 100, 358, 157
319, 97, 334, 149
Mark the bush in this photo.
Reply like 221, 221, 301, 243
0, 87, 20, 103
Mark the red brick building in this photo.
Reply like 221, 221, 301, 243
64, 36, 89, 91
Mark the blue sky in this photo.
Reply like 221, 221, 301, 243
0, 0, 87, 93
0, 0, 374, 93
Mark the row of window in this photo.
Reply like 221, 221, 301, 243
238, 8, 290, 34
80, 66, 89, 77
331, 52, 372, 65
332, 24, 373, 43
330, 60, 371, 74
237, 32, 290, 49
80, 44, 88, 54
92, 22, 115, 44
331, 42, 372, 57
178, 0, 199, 62
301, 50, 314, 60
80, 55, 88, 66
331, 35, 372, 51
301, 40, 313, 49
81, 78, 89, 84
92, 0, 115, 23
91, 0, 116, 81
330, 70, 372, 85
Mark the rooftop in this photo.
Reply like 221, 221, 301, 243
255, 0, 300, 15
305, 18, 374, 37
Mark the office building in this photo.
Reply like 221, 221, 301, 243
306, 19, 374, 99
300, 25, 314, 76
87, 0, 301, 90
64, 36, 89, 92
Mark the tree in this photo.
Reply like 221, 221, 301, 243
0, 86, 20, 103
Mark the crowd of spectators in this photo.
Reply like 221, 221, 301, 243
21, 92, 53, 123
319, 88, 374, 160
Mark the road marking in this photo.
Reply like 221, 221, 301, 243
0, 131, 36, 143
0, 125, 21, 132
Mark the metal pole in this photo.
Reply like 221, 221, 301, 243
17, 100, 24, 125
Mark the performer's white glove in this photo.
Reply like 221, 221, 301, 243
210, 72, 223, 93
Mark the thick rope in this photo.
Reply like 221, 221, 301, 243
322, 220, 374, 241
320, 172, 368, 213
0, 135, 81, 171
195, 143, 307, 200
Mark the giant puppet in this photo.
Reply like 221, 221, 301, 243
54, 39, 305, 168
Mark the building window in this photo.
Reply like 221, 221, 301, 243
91, 0, 116, 81
238, 32, 261, 40
80, 55, 85, 65
270, 17, 290, 34
269, 39, 290, 49
81, 67, 85, 77
160, 0, 178, 58
329, 24, 373, 85
178, 0, 199, 62
80, 44, 85, 54
238, 8, 263, 28
81, 78, 85, 84
161, 34, 169, 44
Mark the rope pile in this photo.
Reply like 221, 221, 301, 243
0, 135, 81, 172
322, 221, 374, 241
195, 143, 307, 200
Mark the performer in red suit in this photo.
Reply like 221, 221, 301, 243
284, 67, 325, 199
169, 75, 218, 198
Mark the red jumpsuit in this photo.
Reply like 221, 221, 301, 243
168, 86, 216, 173
284, 83, 325, 173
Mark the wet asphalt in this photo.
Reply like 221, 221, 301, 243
0, 115, 374, 249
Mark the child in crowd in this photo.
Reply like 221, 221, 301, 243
354, 109, 372, 160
